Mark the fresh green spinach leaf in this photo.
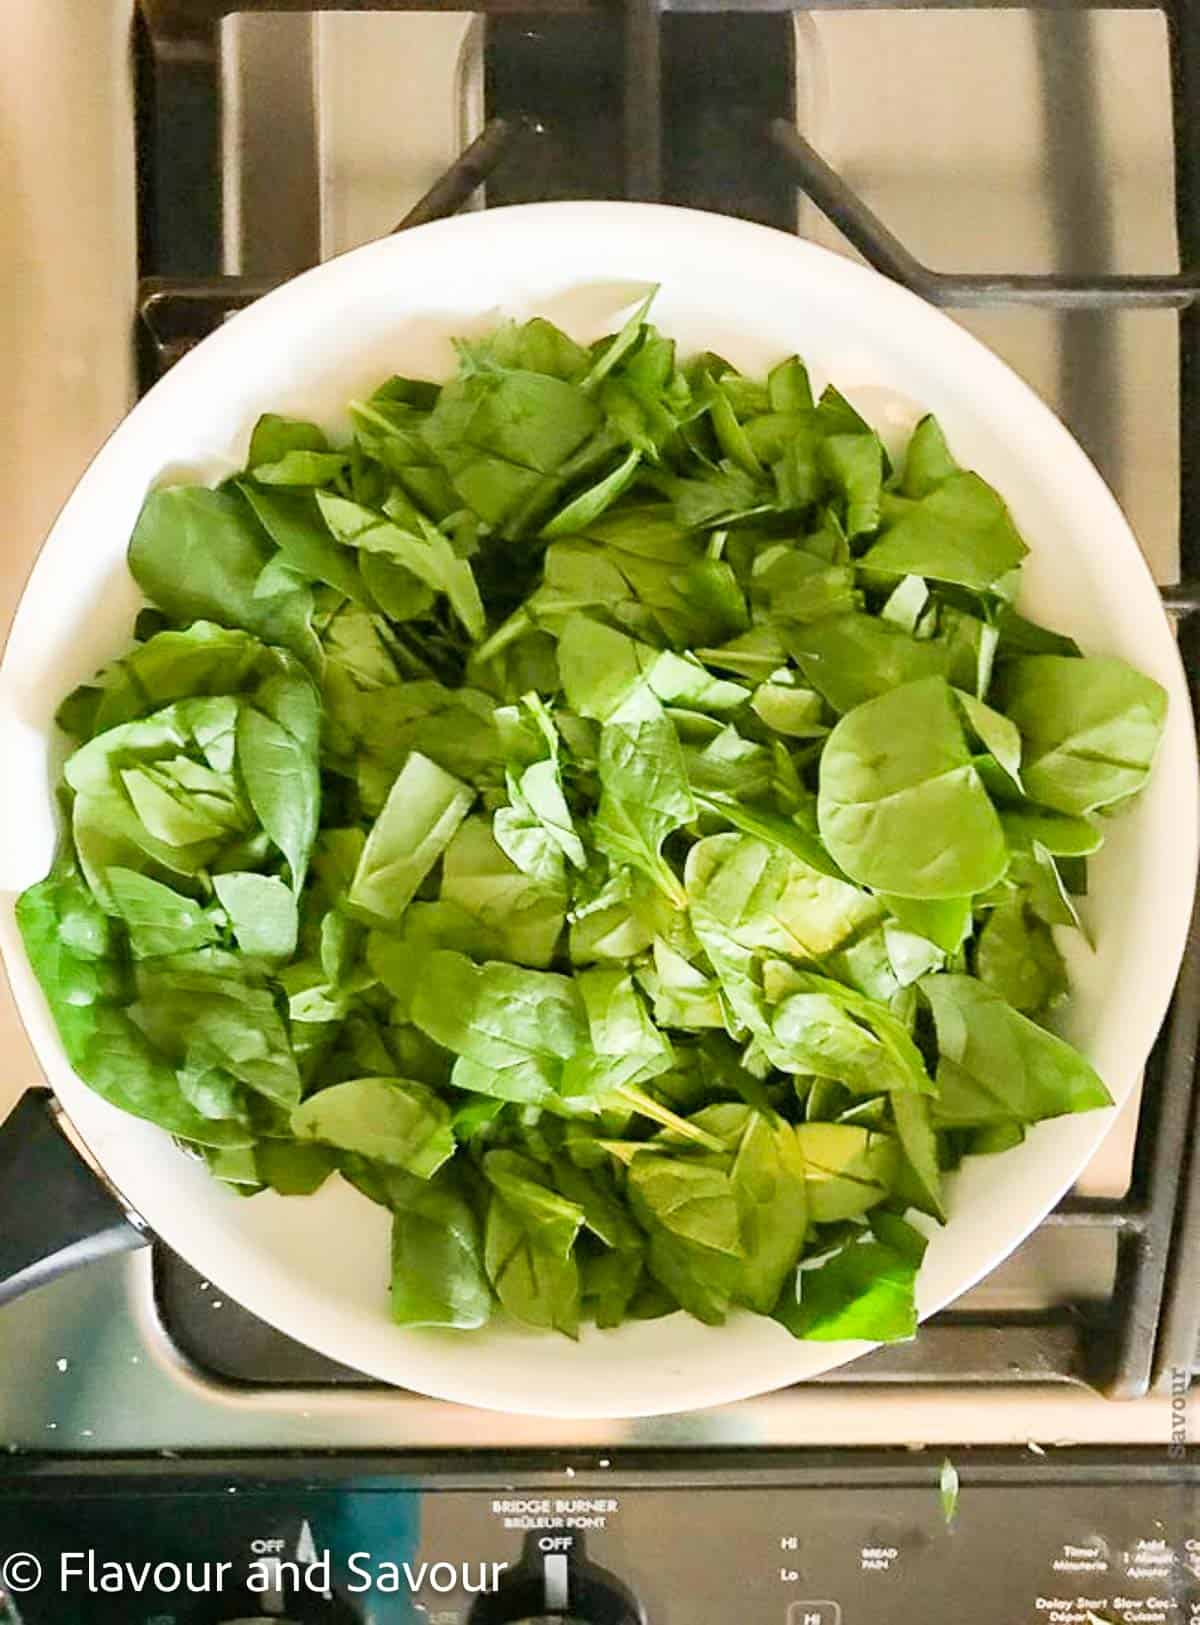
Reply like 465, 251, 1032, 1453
818, 677, 1009, 898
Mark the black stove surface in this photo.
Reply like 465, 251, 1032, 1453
484, 13, 796, 228
1, 1452, 1196, 1625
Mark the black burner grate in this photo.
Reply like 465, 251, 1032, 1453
134, 0, 1200, 1399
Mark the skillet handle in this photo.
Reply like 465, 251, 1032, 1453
0, 1090, 149, 1307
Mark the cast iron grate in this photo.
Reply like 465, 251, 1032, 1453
134, 0, 1200, 1399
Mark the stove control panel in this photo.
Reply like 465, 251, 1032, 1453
0, 1456, 1195, 1624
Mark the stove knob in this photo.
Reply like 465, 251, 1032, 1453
206, 1614, 358, 1624
195, 1592, 361, 1624
207, 1611, 358, 1624
469, 1533, 642, 1625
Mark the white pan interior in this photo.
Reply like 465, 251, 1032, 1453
0, 202, 1194, 1417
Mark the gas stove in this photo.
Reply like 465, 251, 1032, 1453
0, 2, 1198, 1623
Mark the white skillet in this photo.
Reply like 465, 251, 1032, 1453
0, 203, 1194, 1417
